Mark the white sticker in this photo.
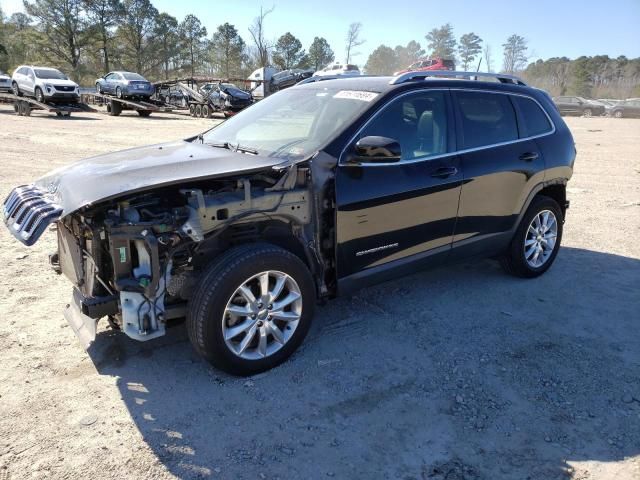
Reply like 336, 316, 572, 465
333, 90, 378, 102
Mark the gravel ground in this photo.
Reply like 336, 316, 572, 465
0, 106, 639, 480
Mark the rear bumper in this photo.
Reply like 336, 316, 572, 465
125, 87, 153, 96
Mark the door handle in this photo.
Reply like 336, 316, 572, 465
430, 166, 458, 178
519, 152, 539, 162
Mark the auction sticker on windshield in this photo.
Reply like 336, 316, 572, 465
333, 90, 378, 102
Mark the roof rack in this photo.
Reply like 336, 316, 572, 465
389, 70, 527, 86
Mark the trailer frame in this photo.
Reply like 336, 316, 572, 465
0, 93, 97, 117
82, 93, 173, 117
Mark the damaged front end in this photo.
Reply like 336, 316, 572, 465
3, 159, 335, 348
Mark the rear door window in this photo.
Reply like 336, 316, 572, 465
511, 95, 553, 137
455, 91, 518, 149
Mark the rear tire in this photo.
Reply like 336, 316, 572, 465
137, 110, 152, 117
195, 104, 202, 117
614, 110, 623, 118
500, 195, 563, 278
202, 104, 210, 118
187, 243, 316, 376
116, 87, 123, 99
189, 104, 196, 116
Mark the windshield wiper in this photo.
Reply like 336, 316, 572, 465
207, 141, 258, 155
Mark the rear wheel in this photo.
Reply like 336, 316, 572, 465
202, 104, 210, 118
116, 87, 123, 99
189, 104, 196, 116
187, 243, 316, 376
614, 110, 623, 118
500, 195, 563, 278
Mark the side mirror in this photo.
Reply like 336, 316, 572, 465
350, 136, 402, 163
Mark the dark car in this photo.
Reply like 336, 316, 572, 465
609, 98, 640, 118
204, 82, 253, 113
270, 69, 314, 92
3, 71, 575, 376
552, 96, 605, 117
156, 84, 191, 108
95, 71, 154, 99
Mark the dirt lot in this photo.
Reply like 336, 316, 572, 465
0, 106, 638, 480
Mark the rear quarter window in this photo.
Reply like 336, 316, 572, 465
456, 91, 518, 149
511, 96, 553, 137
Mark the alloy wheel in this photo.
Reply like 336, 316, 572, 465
222, 270, 302, 360
524, 209, 558, 268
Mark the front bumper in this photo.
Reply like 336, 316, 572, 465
64, 293, 99, 349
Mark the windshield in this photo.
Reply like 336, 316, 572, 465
35, 69, 67, 80
203, 86, 379, 160
123, 72, 146, 81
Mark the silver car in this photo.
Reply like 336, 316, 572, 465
0, 70, 12, 92
95, 71, 154, 99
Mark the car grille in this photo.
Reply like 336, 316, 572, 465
54, 85, 75, 92
3, 185, 63, 246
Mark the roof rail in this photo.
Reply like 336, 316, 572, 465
389, 70, 527, 86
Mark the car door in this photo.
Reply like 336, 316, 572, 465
570, 97, 584, 115
450, 90, 547, 259
13, 67, 25, 91
630, 100, 640, 118
23, 67, 36, 94
554, 97, 571, 115
335, 89, 462, 285
105, 73, 119, 93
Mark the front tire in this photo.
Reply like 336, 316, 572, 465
187, 243, 316, 376
500, 195, 563, 278
12, 82, 22, 97
116, 87, 123, 99
35, 87, 45, 103
614, 110, 623, 118
583, 108, 592, 117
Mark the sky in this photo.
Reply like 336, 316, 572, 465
2, 0, 639, 68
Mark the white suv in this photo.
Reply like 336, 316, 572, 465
12, 66, 80, 103
313, 63, 361, 77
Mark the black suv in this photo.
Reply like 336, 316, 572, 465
3, 71, 575, 375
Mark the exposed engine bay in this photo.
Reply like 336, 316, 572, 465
46, 162, 335, 346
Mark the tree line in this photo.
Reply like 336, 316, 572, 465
0, 3, 638, 99
364, 23, 640, 98
0, 1, 342, 83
